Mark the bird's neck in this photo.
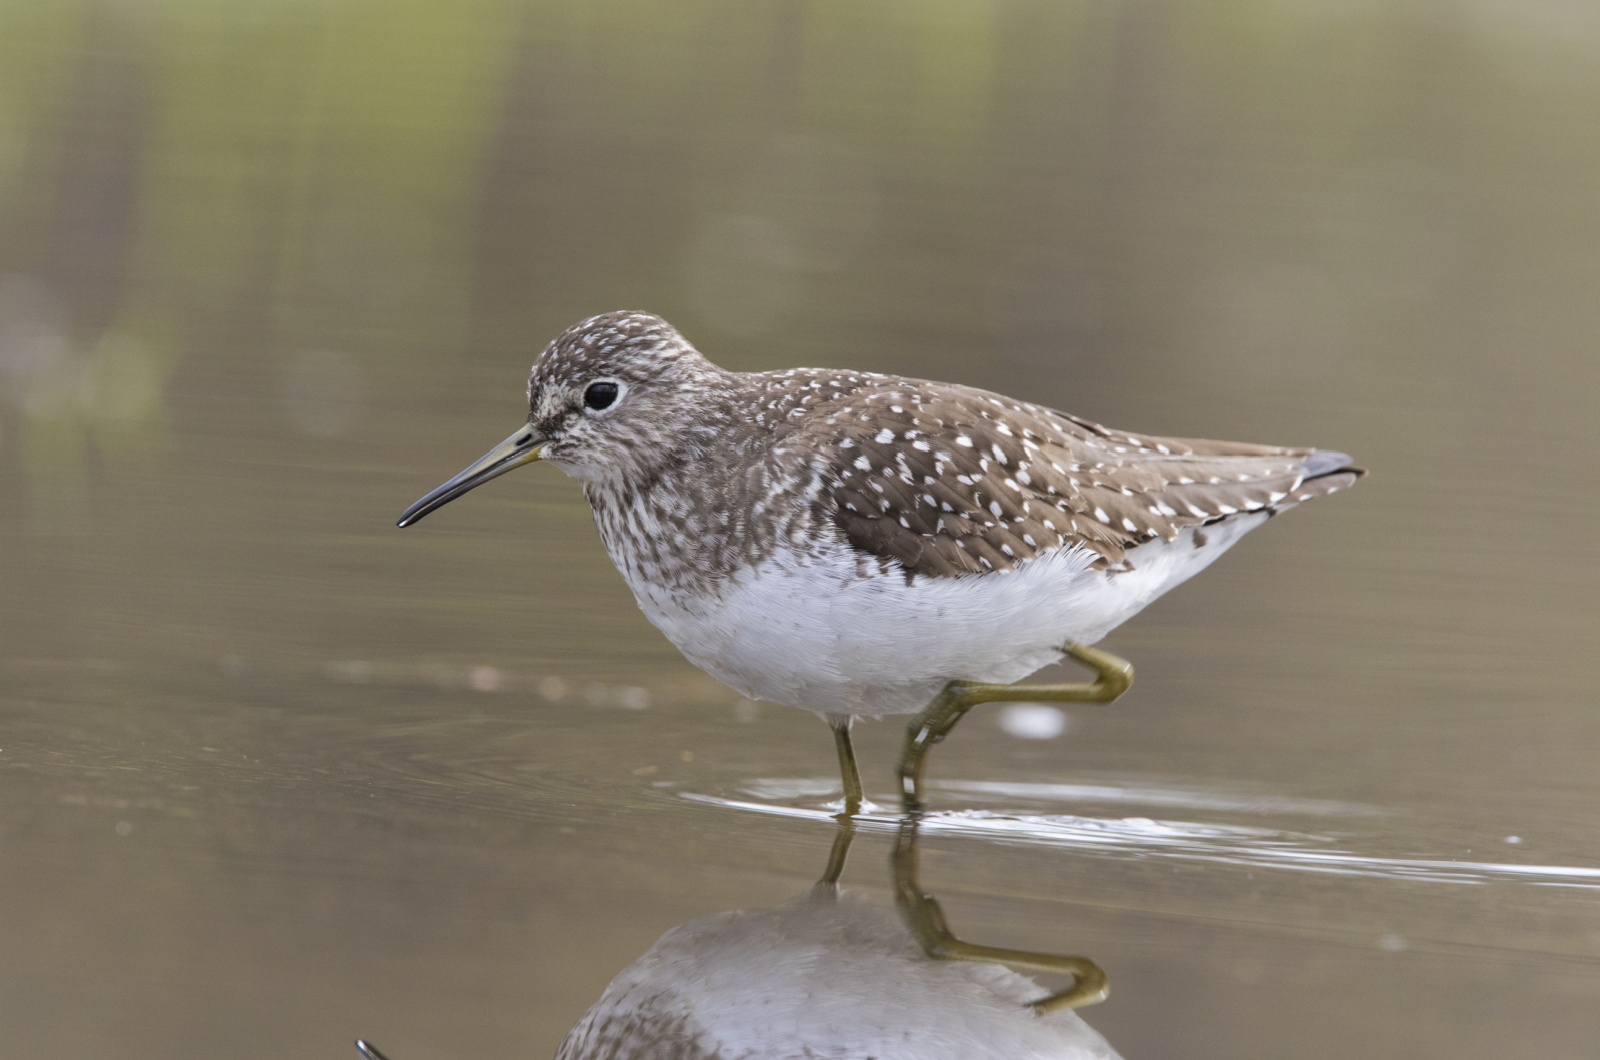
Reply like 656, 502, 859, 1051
582, 394, 818, 599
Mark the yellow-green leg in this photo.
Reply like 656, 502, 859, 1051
891, 816, 1109, 1011
814, 814, 857, 892
830, 715, 865, 818
898, 642, 1134, 813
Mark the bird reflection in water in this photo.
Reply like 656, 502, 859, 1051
554, 818, 1119, 1060
354, 822, 1117, 1059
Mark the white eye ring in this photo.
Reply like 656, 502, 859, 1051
582, 378, 626, 414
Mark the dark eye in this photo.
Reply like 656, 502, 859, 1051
584, 381, 619, 411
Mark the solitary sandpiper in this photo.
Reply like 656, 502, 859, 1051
398, 312, 1363, 813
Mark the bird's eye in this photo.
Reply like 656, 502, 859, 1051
584, 381, 619, 411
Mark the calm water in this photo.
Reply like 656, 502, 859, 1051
3, 3, 1599, 1057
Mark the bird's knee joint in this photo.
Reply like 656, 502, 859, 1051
1100, 662, 1134, 699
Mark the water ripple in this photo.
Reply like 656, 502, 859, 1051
683, 779, 1600, 891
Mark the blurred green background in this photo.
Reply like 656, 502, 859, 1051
2, 2, 1598, 1058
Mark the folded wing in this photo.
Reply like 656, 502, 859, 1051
791, 378, 1362, 578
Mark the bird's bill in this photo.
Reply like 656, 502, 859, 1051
397, 425, 545, 528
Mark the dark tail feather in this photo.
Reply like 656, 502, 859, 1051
1301, 449, 1360, 479
1290, 449, 1365, 502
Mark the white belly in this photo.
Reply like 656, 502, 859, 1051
623, 515, 1268, 717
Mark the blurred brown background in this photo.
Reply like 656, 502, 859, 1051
1, 2, 1598, 1058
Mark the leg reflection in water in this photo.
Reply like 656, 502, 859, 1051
892, 815, 1109, 1012
553, 817, 1121, 1059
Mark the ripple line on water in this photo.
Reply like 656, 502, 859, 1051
681, 785, 1600, 891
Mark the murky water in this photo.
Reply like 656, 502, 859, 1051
3, 3, 1599, 1057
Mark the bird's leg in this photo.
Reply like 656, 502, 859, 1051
829, 714, 865, 818
815, 720, 863, 892
891, 817, 1109, 1011
897, 642, 1133, 812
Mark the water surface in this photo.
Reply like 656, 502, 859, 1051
2, 3, 1598, 1057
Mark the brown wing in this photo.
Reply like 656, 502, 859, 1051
787, 376, 1362, 578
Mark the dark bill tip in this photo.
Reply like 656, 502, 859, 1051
396, 427, 543, 528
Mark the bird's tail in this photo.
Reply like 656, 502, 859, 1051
1287, 449, 1365, 504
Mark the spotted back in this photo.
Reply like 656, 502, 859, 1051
772, 374, 1362, 577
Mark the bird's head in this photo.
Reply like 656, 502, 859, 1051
397, 311, 726, 527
